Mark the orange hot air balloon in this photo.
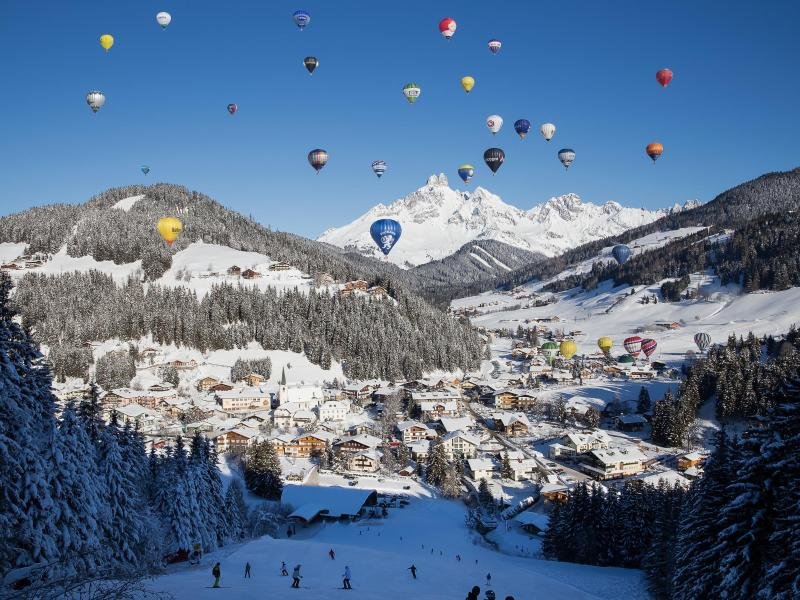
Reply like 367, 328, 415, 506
646, 142, 663, 163
157, 217, 183, 246
656, 68, 673, 87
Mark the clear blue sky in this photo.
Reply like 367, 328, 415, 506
2, 1, 799, 238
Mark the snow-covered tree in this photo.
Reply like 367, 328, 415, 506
244, 441, 283, 500
224, 480, 248, 541
425, 441, 448, 488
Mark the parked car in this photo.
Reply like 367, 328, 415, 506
402, 485, 411, 490
348, 480, 358, 486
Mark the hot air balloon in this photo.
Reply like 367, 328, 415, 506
458, 164, 475, 184
156, 12, 171, 29
227, 103, 238, 115
488, 39, 502, 54
597, 336, 613, 355
438, 17, 457, 40
99, 34, 114, 52
618, 354, 635, 364
646, 142, 663, 163
460, 76, 475, 93
514, 119, 531, 139
540, 341, 559, 364
86, 91, 105, 113
486, 115, 503, 135
141, 165, 150, 176
558, 148, 575, 170
157, 217, 182, 246
308, 149, 328, 173
694, 332, 711, 353
641, 338, 658, 359
371, 160, 388, 178
656, 68, 673, 87
304, 56, 318, 74
370, 219, 402, 256
560, 340, 578, 360
540, 123, 556, 142
403, 83, 421, 103
623, 336, 643, 358
484, 148, 505, 174
293, 10, 311, 30
612, 244, 632, 265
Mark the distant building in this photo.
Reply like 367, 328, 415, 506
278, 384, 324, 409
615, 414, 648, 431
348, 450, 382, 473
579, 447, 646, 480
318, 400, 349, 422
227, 265, 242, 276
493, 389, 537, 410
677, 451, 706, 472
314, 272, 335, 286
268, 262, 293, 271
209, 427, 259, 454
395, 420, 432, 444
197, 376, 221, 392
241, 268, 261, 280
439, 430, 479, 460
171, 359, 198, 371
245, 372, 266, 386
215, 386, 273, 412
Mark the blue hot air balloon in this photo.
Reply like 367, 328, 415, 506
141, 165, 150, 176
293, 10, 311, 30
370, 219, 402, 256
513, 119, 531, 139
612, 244, 632, 265
458, 164, 475, 184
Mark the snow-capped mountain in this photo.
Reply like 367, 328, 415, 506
318, 174, 701, 268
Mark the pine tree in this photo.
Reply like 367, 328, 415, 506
77, 381, 104, 444
500, 453, 513, 480
244, 440, 283, 499
477, 478, 493, 508
637, 386, 651, 413
224, 480, 248, 541
425, 441, 449, 488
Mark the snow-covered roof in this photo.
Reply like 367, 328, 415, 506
513, 511, 550, 531
283, 485, 378, 522
589, 446, 646, 465
438, 416, 473, 432
681, 451, 703, 461
113, 404, 162, 419
617, 414, 648, 424
107, 387, 177, 399
466, 458, 497, 472
419, 400, 459, 412
440, 430, 480, 446
641, 470, 690, 489
215, 386, 273, 400
411, 390, 461, 402
396, 420, 428, 432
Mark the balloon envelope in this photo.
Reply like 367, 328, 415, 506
558, 148, 575, 169
612, 244, 632, 265
646, 142, 663, 162
156, 12, 171, 29
488, 39, 502, 54
403, 83, 421, 103
308, 149, 328, 172
460, 76, 475, 93
227, 103, 238, 115
486, 115, 503, 134
623, 336, 643, 358
141, 165, 150, 175
371, 160, 388, 178
157, 217, 182, 246
304, 56, 318, 74
293, 10, 311, 29
540, 123, 556, 141
483, 148, 505, 174
641, 338, 658, 358
694, 332, 711, 352
86, 91, 105, 113
439, 17, 457, 39
597, 336, 613, 353
560, 340, 577, 360
99, 34, 114, 52
514, 119, 531, 139
458, 164, 475, 184
370, 219, 402, 255
656, 68, 673, 87
540, 341, 559, 364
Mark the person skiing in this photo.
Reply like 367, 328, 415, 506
329, 548, 336, 560
291, 564, 302, 588
486, 572, 492, 586
244, 562, 251, 578
342, 565, 352, 589
407, 564, 417, 579
281, 561, 289, 576
466, 585, 481, 600
211, 562, 221, 588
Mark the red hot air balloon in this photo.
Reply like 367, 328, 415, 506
439, 17, 457, 40
641, 338, 658, 358
656, 69, 673, 87
623, 336, 643, 358
227, 103, 238, 115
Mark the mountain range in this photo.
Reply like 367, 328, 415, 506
318, 173, 701, 268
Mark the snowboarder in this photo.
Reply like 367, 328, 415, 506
291, 564, 302, 588
244, 562, 251, 578
329, 548, 336, 560
466, 585, 481, 600
408, 564, 417, 579
211, 563, 221, 588
342, 565, 352, 589
486, 573, 492, 586
281, 562, 289, 576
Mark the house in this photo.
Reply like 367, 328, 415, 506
155, 396, 189, 418
274, 432, 335, 458
557, 431, 611, 455
314, 272, 335, 286
466, 458, 498, 481
343, 279, 368, 292
507, 457, 539, 482
348, 450, 383, 473
616, 414, 648, 431
579, 447, 646, 480
372, 386, 401, 403
318, 400, 349, 422
407, 440, 430, 462
626, 368, 655, 380
513, 511, 550, 534
278, 384, 324, 409
210, 382, 234, 392
494, 413, 532, 437
102, 387, 178, 409
677, 451, 706, 472
148, 382, 174, 392
342, 382, 376, 402
215, 386, 273, 412
282, 484, 378, 524
291, 409, 318, 428
545, 370, 574, 383
268, 262, 293, 271
347, 422, 379, 437
197, 376, 220, 392
171, 359, 198, 371
0, 263, 20, 271
437, 416, 473, 434
395, 420, 431, 444
241, 268, 261, 280
111, 403, 164, 433
334, 434, 382, 454
227, 265, 242, 276
418, 400, 460, 421
209, 427, 259, 454
493, 389, 537, 410
367, 285, 388, 298
540, 482, 569, 503
245, 372, 266, 386
439, 430, 479, 460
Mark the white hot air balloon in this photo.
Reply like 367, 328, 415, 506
156, 12, 172, 29
86, 91, 106, 113
540, 122, 556, 141
486, 114, 503, 135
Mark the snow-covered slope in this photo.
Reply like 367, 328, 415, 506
318, 174, 700, 268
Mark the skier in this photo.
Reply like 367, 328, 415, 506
407, 564, 417, 579
466, 585, 481, 600
211, 562, 221, 588
244, 562, 251, 578
485, 591, 496, 600
291, 564, 302, 588
281, 561, 289, 576
342, 565, 352, 589
486, 572, 492, 586
329, 548, 336, 560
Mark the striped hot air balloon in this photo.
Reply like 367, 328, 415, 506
623, 336, 643, 358
694, 332, 711, 353
540, 341, 559, 364
641, 338, 658, 358
371, 160, 388, 178
307, 149, 328, 172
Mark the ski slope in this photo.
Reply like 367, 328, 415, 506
111, 194, 145, 212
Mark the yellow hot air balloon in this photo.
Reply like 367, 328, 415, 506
99, 34, 114, 52
157, 217, 183, 246
560, 340, 577, 360
597, 336, 613, 354
460, 76, 475, 94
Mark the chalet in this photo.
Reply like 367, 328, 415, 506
466, 458, 498, 481
437, 416, 473, 434
407, 440, 430, 462
494, 413, 532, 437
677, 451, 706, 472
493, 389, 537, 410
274, 432, 335, 458
579, 447, 646, 480
245, 372, 265, 386
347, 422, 379, 437
540, 482, 569, 503
513, 511, 549, 535
343, 279, 368, 292
102, 387, 178, 409
395, 420, 431, 444
278, 384, 324, 409
342, 382, 376, 402
367, 285, 388, 298
615, 414, 648, 431
348, 450, 383, 473
227, 265, 242, 276
209, 382, 234, 393
148, 382, 174, 392
209, 427, 259, 454
439, 430, 479, 460
548, 431, 610, 458
508, 457, 539, 482
268, 262, 293, 271
318, 400, 349, 422
418, 400, 460, 421
626, 368, 656, 380
372, 386, 401, 404
111, 404, 164, 433
155, 396, 189, 418
241, 268, 261, 280
215, 386, 273, 412
238, 411, 271, 429
0, 263, 20, 271
545, 370, 574, 383
334, 434, 382, 454
291, 409, 317, 428
314, 272, 335, 286
171, 359, 198, 371
197, 376, 221, 392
